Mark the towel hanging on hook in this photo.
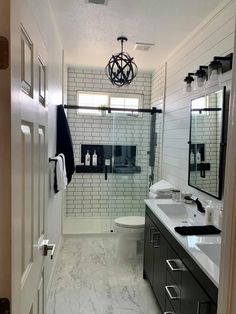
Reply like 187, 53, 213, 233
56, 105, 75, 184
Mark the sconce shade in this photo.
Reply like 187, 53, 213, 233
208, 60, 222, 85
195, 67, 208, 89
184, 73, 194, 93
105, 37, 138, 87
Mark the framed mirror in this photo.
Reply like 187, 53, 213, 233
188, 87, 228, 199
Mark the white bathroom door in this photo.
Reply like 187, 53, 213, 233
11, 1, 49, 313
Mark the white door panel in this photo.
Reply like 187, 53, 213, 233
12, 1, 49, 313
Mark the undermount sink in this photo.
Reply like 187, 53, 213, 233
157, 203, 199, 225
157, 204, 188, 219
196, 243, 221, 266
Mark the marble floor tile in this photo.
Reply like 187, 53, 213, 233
47, 234, 160, 314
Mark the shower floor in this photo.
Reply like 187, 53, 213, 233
47, 234, 160, 314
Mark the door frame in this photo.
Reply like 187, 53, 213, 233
217, 18, 236, 314
0, 0, 11, 301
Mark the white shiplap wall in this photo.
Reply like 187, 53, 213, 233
152, 0, 236, 209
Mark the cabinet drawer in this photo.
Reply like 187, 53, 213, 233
166, 245, 183, 285
165, 270, 181, 314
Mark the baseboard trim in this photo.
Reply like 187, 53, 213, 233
46, 235, 63, 299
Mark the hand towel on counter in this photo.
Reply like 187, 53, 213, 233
148, 191, 158, 199
174, 225, 221, 236
56, 105, 75, 184
148, 191, 172, 199
54, 153, 68, 193
149, 180, 174, 194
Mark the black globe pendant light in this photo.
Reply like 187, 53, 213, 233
105, 36, 138, 87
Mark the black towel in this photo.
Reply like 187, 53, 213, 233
175, 225, 221, 236
56, 105, 75, 183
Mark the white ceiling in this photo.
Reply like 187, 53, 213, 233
50, 0, 223, 71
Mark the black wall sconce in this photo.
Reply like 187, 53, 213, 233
183, 73, 195, 93
194, 66, 208, 89
184, 53, 233, 93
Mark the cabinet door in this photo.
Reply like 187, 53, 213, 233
153, 229, 168, 311
144, 214, 156, 284
181, 268, 217, 314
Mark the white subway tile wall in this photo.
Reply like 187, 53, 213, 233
66, 68, 155, 218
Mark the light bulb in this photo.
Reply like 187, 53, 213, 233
197, 77, 204, 88
210, 69, 218, 82
187, 83, 192, 92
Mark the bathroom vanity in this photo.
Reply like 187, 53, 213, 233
143, 199, 220, 314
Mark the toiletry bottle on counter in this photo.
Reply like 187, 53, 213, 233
196, 150, 201, 164
85, 150, 91, 166
205, 200, 214, 224
190, 150, 195, 164
92, 150, 97, 166
218, 207, 224, 230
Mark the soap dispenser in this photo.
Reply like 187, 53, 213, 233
205, 200, 214, 224
85, 150, 91, 166
190, 150, 195, 164
92, 150, 97, 166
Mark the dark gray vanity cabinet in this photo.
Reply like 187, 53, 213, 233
144, 207, 217, 314
143, 213, 168, 311
153, 230, 168, 311
144, 213, 156, 285
181, 268, 217, 314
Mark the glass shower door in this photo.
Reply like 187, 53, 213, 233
108, 109, 152, 230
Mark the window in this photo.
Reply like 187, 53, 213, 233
191, 96, 209, 115
110, 96, 139, 115
77, 93, 109, 115
77, 92, 141, 115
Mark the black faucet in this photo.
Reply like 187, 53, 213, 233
190, 196, 205, 213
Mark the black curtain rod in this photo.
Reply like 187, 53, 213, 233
63, 105, 162, 114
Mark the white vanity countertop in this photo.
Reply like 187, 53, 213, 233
145, 199, 221, 287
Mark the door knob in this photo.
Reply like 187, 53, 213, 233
42, 240, 56, 259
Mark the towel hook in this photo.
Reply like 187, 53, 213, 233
49, 157, 57, 163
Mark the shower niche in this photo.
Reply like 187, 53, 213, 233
76, 144, 141, 174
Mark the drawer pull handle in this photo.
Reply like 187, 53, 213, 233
197, 300, 211, 314
149, 227, 155, 244
153, 231, 160, 248
166, 259, 182, 271
164, 312, 175, 314
165, 285, 180, 300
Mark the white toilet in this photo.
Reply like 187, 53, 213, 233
114, 216, 145, 259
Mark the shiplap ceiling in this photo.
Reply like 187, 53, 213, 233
50, 0, 223, 71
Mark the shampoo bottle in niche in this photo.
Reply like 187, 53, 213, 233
205, 200, 214, 224
196, 149, 201, 164
190, 150, 195, 164
85, 150, 91, 166
92, 150, 97, 166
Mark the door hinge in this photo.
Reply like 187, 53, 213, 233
0, 298, 10, 314
0, 36, 9, 69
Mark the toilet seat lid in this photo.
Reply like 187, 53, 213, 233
114, 216, 145, 228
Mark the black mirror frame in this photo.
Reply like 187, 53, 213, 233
188, 86, 228, 200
